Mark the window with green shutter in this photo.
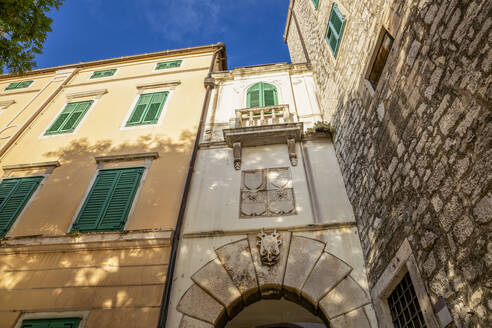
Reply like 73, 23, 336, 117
312, 0, 320, 9
21, 317, 81, 328
5, 80, 34, 90
126, 92, 168, 126
246, 82, 278, 108
325, 3, 346, 58
155, 60, 182, 70
90, 69, 117, 79
71, 167, 144, 232
0, 176, 43, 238
45, 100, 93, 135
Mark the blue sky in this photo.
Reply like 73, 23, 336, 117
35, 0, 291, 70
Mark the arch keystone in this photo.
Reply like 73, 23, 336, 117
216, 238, 260, 304
177, 284, 226, 326
191, 258, 243, 317
319, 276, 371, 319
248, 231, 291, 298
283, 236, 325, 299
301, 252, 352, 307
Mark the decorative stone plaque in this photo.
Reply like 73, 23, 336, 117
256, 229, 282, 266
240, 168, 295, 218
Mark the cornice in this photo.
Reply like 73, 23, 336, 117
0, 229, 173, 254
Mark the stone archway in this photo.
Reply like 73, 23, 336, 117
176, 232, 373, 328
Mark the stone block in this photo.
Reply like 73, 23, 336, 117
302, 252, 352, 307
177, 284, 226, 326
191, 258, 242, 317
319, 276, 370, 319
179, 315, 214, 328
283, 235, 325, 298
330, 307, 371, 328
248, 231, 291, 298
216, 238, 260, 305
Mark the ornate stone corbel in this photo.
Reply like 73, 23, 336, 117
233, 142, 242, 170
287, 138, 297, 166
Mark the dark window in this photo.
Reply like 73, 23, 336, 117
368, 30, 394, 88
388, 272, 427, 328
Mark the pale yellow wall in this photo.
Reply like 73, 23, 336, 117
0, 74, 58, 150
0, 245, 169, 328
0, 50, 214, 237
0, 48, 219, 327
69, 53, 212, 85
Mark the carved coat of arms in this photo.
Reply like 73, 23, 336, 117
256, 229, 282, 266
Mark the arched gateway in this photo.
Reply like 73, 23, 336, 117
176, 233, 373, 327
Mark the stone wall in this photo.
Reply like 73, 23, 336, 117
286, 0, 491, 327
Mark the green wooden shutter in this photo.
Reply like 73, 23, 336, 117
142, 92, 168, 123
0, 177, 43, 237
90, 69, 117, 79
263, 83, 278, 106
326, 3, 346, 58
247, 82, 278, 108
127, 94, 152, 125
45, 101, 93, 135
72, 168, 144, 232
5, 80, 33, 90
72, 170, 119, 231
312, 0, 320, 9
21, 318, 81, 328
59, 101, 92, 132
126, 92, 168, 126
98, 168, 144, 230
156, 60, 182, 70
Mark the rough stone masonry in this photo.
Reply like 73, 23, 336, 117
285, 0, 491, 327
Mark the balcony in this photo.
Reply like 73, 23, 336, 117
223, 104, 303, 170
233, 104, 293, 128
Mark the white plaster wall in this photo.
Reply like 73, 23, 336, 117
184, 139, 354, 234
305, 139, 355, 223
203, 70, 322, 143
183, 143, 313, 234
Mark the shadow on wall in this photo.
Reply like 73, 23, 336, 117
0, 130, 197, 326
329, 16, 490, 326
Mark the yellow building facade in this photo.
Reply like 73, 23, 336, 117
0, 43, 226, 327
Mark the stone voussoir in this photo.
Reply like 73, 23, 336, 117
283, 235, 325, 298
301, 251, 353, 307
191, 258, 243, 317
319, 275, 371, 319
215, 238, 260, 305
329, 307, 372, 328
177, 284, 226, 325
179, 315, 215, 328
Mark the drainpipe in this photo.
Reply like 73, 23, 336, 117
157, 42, 226, 328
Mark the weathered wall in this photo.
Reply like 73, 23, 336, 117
0, 242, 169, 327
286, 0, 491, 326
166, 64, 374, 327
0, 47, 220, 327
0, 51, 214, 235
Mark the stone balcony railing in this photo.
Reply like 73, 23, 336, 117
234, 104, 292, 128
223, 104, 303, 170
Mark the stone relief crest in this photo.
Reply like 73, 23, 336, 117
256, 229, 282, 266
240, 168, 295, 218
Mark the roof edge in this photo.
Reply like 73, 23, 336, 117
1, 42, 225, 80
283, 0, 295, 42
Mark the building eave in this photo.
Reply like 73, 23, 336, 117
0, 42, 226, 80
